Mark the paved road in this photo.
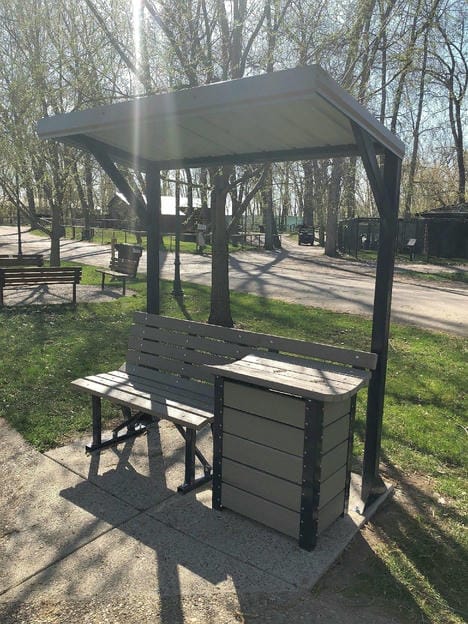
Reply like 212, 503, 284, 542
1, 226, 467, 335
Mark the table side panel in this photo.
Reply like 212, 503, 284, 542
223, 406, 305, 456
321, 440, 349, 482
221, 458, 302, 511
222, 432, 304, 483
317, 490, 346, 535
221, 483, 300, 539
224, 381, 305, 428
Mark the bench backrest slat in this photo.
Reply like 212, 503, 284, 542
0, 254, 44, 267
124, 363, 213, 397
132, 311, 377, 370
109, 258, 139, 277
127, 312, 377, 388
127, 350, 218, 382
128, 335, 235, 367
130, 325, 254, 360
0, 267, 82, 286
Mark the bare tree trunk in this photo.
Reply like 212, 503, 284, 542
302, 161, 314, 228
404, 31, 428, 216
208, 168, 233, 327
342, 158, 357, 219
262, 167, 280, 250
325, 160, 343, 257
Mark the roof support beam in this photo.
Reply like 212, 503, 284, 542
72, 135, 148, 226
355, 127, 402, 507
145, 164, 162, 314
351, 123, 391, 217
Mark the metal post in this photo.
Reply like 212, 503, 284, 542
146, 164, 161, 314
15, 174, 22, 256
16, 204, 22, 256
351, 124, 402, 506
172, 169, 184, 297
363, 149, 401, 505
90, 395, 102, 450
299, 399, 324, 551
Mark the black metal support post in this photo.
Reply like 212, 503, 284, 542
146, 164, 161, 314
86, 408, 152, 453
212, 376, 224, 510
89, 395, 102, 451
363, 150, 401, 505
299, 399, 324, 551
172, 169, 184, 297
353, 122, 402, 507
176, 425, 212, 494
16, 206, 22, 256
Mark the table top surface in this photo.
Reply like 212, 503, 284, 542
207, 352, 371, 401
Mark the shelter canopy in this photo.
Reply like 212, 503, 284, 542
36, 65, 405, 507
37, 65, 404, 169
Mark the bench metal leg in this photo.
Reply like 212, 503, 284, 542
85, 406, 152, 453
122, 278, 126, 296
84, 401, 211, 493
101, 272, 106, 291
175, 425, 212, 494
85, 395, 102, 452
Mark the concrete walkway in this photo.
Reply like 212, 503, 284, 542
1, 227, 466, 335
0, 416, 397, 624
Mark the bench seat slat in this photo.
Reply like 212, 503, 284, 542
96, 269, 130, 279
79, 373, 212, 419
71, 375, 212, 430
95, 370, 213, 412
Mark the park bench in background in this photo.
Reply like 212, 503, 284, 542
96, 243, 143, 295
0, 266, 82, 305
71, 312, 377, 495
0, 254, 44, 267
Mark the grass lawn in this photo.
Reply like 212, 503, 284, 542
0, 272, 466, 623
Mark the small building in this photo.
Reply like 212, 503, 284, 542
106, 193, 202, 232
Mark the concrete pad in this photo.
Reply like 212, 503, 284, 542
0, 511, 292, 604
0, 423, 137, 595
146, 473, 393, 590
45, 421, 213, 511
0, 416, 393, 619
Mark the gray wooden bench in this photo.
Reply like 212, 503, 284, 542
96, 244, 143, 295
0, 254, 44, 267
71, 312, 377, 494
0, 266, 82, 305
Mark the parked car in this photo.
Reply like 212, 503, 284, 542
298, 227, 315, 245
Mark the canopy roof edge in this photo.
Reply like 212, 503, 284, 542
37, 65, 405, 168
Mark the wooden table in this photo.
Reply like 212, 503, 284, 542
208, 353, 371, 550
